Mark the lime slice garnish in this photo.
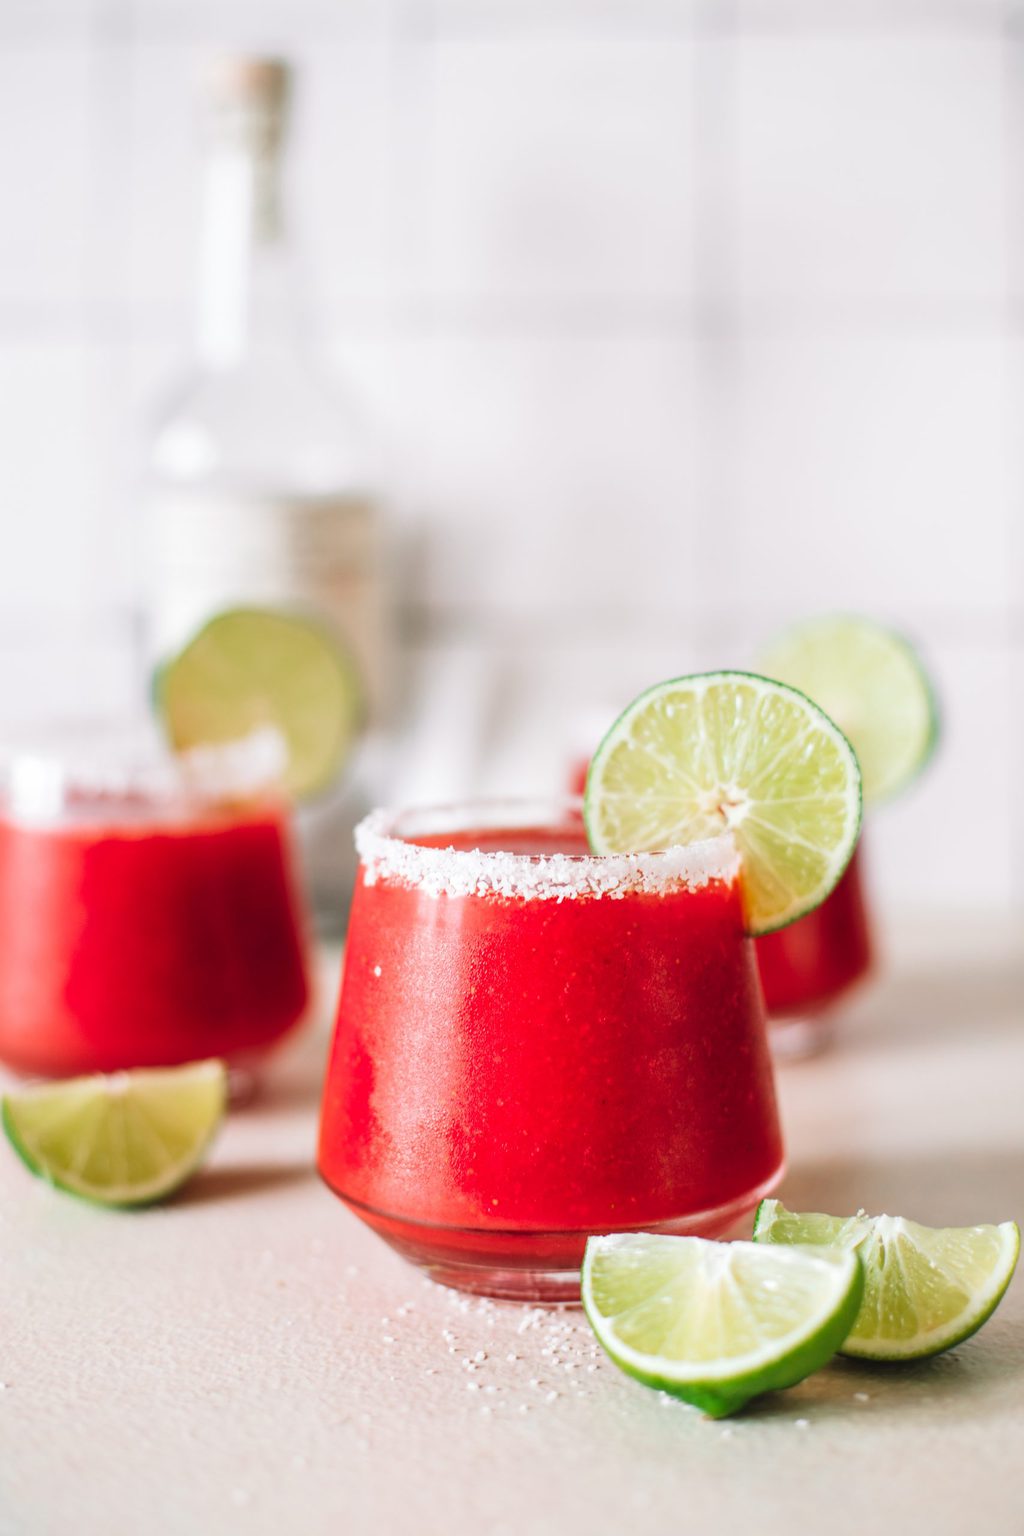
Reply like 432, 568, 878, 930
158, 607, 363, 800
2, 1060, 227, 1208
584, 671, 862, 934
753, 1199, 1020, 1361
582, 1233, 864, 1418
758, 615, 938, 804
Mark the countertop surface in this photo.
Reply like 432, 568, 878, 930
2, 922, 1022, 1536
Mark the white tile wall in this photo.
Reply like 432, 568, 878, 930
387, 334, 700, 620
730, 332, 1014, 620
409, 31, 698, 306
0, 41, 94, 313
734, 35, 1009, 308
0, 343, 117, 609
0, 0, 1021, 915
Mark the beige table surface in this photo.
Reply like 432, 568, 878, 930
2, 922, 1022, 1536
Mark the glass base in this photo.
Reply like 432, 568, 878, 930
328, 1169, 784, 1302
769, 1014, 836, 1060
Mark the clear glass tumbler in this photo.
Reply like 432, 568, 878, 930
0, 723, 310, 1081
318, 798, 784, 1300
756, 839, 874, 1059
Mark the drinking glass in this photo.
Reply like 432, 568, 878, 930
0, 723, 310, 1081
756, 840, 874, 1058
318, 798, 784, 1300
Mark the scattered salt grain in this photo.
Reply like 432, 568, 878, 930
794, 1418, 810, 1429
854, 1392, 871, 1403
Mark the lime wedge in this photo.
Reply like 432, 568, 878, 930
158, 607, 363, 800
758, 615, 938, 804
584, 671, 862, 934
2, 1060, 227, 1208
582, 1233, 863, 1418
753, 1199, 1020, 1361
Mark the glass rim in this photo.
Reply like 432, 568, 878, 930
355, 796, 740, 902
0, 720, 290, 826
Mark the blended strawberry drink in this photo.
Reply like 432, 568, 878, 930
0, 733, 310, 1079
756, 842, 873, 1058
318, 800, 783, 1299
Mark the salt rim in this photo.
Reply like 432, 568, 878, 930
355, 803, 740, 902
2, 726, 288, 825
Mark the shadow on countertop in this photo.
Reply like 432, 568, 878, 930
777, 1144, 1023, 1232
176, 1160, 315, 1207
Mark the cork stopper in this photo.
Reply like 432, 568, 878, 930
200, 54, 292, 150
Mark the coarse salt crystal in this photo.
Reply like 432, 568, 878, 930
356, 807, 738, 903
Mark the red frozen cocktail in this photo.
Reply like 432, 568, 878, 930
755, 841, 873, 1057
318, 799, 783, 1299
0, 738, 310, 1079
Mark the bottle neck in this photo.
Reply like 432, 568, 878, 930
196, 139, 296, 369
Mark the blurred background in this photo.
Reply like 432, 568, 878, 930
0, 0, 1020, 923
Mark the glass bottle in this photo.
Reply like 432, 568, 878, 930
145, 55, 389, 929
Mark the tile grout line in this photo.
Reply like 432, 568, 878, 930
689, 0, 743, 669
1000, 13, 1024, 913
